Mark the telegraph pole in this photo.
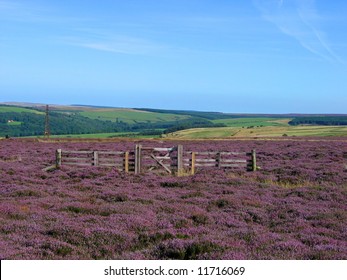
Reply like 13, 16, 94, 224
44, 105, 50, 138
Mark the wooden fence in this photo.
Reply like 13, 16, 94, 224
55, 145, 257, 175
185, 150, 256, 175
55, 149, 134, 172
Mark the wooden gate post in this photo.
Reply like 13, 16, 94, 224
191, 152, 196, 175
177, 145, 183, 176
56, 149, 62, 168
135, 145, 142, 174
251, 149, 257, 171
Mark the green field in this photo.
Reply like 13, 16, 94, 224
0, 106, 44, 114
2, 104, 347, 139
166, 125, 347, 139
43, 125, 347, 139
43, 132, 162, 139
212, 117, 290, 127
78, 109, 189, 124
6, 121, 22, 126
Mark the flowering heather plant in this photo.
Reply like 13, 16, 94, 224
0, 138, 346, 259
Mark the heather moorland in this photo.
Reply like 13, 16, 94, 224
0, 138, 346, 259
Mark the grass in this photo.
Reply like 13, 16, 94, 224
212, 117, 291, 127
3, 104, 346, 139
0, 105, 44, 114
7, 121, 22, 126
78, 108, 189, 124
166, 125, 347, 139
39, 132, 162, 139
165, 127, 240, 139
30, 125, 347, 139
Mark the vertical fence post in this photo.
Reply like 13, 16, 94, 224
217, 152, 222, 168
251, 149, 257, 171
191, 152, 196, 175
177, 145, 183, 176
56, 149, 62, 168
124, 151, 129, 173
93, 151, 99, 166
135, 145, 142, 174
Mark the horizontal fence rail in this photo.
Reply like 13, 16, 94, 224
55, 145, 257, 176
56, 149, 134, 172
185, 150, 256, 175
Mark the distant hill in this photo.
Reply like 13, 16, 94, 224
0, 102, 50, 107
137, 108, 347, 119
1, 103, 346, 138
0, 104, 223, 137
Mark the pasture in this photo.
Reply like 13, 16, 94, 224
77, 108, 189, 124
0, 106, 44, 114
6, 121, 22, 126
166, 125, 347, 139
0, 138, 346, 260
43, 132, 162, 139
2, 104, 347, 139
211, 117, 290, 127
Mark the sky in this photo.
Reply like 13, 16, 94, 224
0, 0, 346, 113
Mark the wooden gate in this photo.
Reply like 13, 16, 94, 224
134, 145, 183, 175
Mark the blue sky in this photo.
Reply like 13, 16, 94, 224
0, 0, 346, 113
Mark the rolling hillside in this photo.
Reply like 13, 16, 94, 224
78, 109, 189, 124
164, 125, 347, 139
0, 104, 222, 137
48, 105, 190, 124
1, 103, 347, 138
211, 118, 291, 127
0, 105, 44, 114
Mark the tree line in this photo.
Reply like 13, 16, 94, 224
0, 112, 225, 137
289, 117, 347, 126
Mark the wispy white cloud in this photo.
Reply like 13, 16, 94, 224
0, 0, 89, 24
0, 0, 50, 22
254, 0, 344, 64
61, 34, 168, 55
0, 1, 169, 56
